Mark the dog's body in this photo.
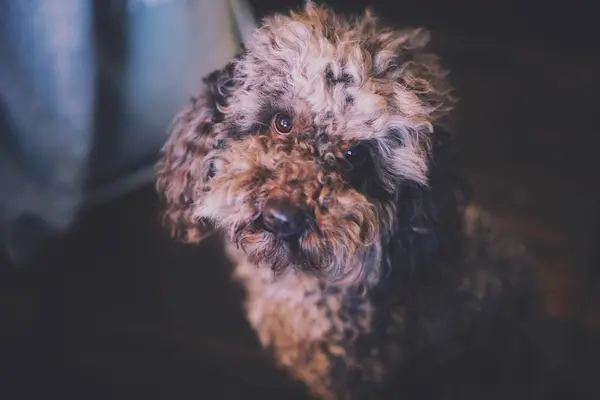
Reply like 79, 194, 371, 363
225, 204, 538, 400
156, 3, 547, 399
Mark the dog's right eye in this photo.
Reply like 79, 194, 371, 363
344, 144, 368, 164
272, 113, 293, 134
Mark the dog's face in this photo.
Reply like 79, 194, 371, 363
156, 3, 454, 284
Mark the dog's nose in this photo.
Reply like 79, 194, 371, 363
261, 198, 305, 237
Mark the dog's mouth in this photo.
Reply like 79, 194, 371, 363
230, 214, 328, 275
223, 194, 379, 281
231, 221, 374, 285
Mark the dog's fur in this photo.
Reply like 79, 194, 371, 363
156, 3, 546, 399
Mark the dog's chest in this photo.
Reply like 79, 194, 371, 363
224, 243, 382, 384
230, 252, 374, 348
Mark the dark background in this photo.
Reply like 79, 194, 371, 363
1, 1, 599, 399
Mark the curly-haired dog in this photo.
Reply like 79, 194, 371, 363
156, 3, 548, 399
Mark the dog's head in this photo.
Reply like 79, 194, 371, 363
156, 2, 459, 286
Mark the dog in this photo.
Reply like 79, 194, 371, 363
155, 2, 549, 399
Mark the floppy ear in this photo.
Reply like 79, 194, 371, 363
155, 58, 240, 243
389, 125, 469, 281
363, 25, 456, 125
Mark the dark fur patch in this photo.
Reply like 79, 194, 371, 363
325, 65, 354, 87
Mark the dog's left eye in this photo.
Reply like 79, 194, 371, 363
272, 113, 293, 134
344, 144, 367, 164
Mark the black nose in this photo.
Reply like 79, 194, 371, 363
261, 198, 305, 237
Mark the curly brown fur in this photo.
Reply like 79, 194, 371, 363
156, 3, 548, 399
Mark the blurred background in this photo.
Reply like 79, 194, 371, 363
0, 0, 598, 398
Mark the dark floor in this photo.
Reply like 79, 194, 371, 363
2, 1, 600, 399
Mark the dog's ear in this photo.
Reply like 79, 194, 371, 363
366, 27, 455, 125
155, 57, 241, 243
389, 125, 467, 281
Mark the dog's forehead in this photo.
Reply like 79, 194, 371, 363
239, 17, 417, 141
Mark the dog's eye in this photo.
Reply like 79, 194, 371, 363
344, 144, 367, 164
272, 113, 293, 134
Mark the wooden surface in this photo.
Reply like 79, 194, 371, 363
1, 4, 599, 399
